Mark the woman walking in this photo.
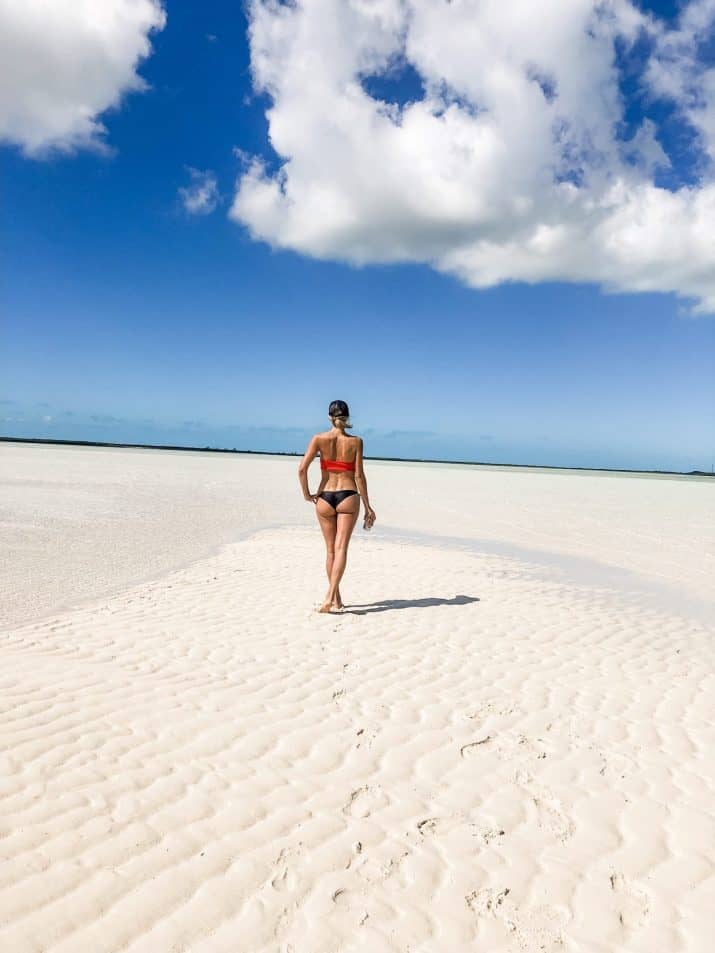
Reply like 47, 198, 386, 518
298, 400, 376, 613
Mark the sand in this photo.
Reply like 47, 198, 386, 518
1, 442, 713, 951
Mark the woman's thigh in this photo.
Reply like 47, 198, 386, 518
335, 506, 359, 549
316, 500, 337, 548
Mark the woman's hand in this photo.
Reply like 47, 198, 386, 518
305, 493, 319, 504
364, 506, 376, 529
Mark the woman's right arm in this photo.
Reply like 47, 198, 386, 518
355, 438, 376, 527
297, 436, 319, 502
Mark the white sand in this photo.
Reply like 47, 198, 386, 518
1, 442, 713, 951
2, 441, 712, 628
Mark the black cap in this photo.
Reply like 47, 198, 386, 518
329, 399, 350, 418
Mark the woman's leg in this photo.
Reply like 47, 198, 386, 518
316, 499, 340, 608
323, 500, 360, 609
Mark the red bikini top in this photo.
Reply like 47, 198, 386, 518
321, 458, 356, 472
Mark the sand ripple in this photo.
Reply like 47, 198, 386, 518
1, 527, 713, 952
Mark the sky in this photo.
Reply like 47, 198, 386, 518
1, 0, 714, 472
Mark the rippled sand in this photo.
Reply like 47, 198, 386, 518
1, 442, 713, 951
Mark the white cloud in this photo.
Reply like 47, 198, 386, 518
179, 167, 220, 215
231, 0, 715, 313
644, 0, 715, 163
0, 0, 165, 155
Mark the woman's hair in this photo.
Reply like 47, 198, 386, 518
329, 399, 352, 428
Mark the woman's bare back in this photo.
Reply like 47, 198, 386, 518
315, 429, 359, 461
315, 431, 360, 491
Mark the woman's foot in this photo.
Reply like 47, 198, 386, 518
318, 587, 343, 612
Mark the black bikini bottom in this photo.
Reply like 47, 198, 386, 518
320, 489, 359, 510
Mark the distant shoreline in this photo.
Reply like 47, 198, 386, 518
2, 434, 712, 478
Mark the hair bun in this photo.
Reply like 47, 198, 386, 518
328, 399, 350, 418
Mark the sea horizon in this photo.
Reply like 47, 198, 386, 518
2, 434, 712, 480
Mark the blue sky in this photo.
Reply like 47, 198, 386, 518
2, 0, 714, 471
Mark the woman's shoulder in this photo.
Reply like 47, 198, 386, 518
311, 431, 362, 446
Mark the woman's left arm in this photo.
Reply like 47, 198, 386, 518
298, 436, 320, 503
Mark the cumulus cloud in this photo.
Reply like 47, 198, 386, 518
0, 0, 165, 155
231, 0, 715, 313
179, 167, 220, 215
644, 0, 715, 162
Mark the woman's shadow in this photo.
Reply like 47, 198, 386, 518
343, 595, 479, 615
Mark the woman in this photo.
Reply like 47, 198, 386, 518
298, 400, 376, 613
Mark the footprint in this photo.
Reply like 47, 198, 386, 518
511, 904, 565, 952
416, 816, 460, 837
381, 849, 411, 882
274, 902, 298, 940
342, 785, 388, 818
329, 886, 370, 928
471, 824, 506, 845
354, 845, 411, 887
463, 699, 518, 725
531, 790, 574, 843
271, 866, 294, 891
516, 775, 574, 843
416, 813, 470, 838
354, 726, 380, 749
344, 840, 363, 870
610, 872, 650, 932
466, 889, 565, 951
270, 846, 301, 891
465, 886, 511, 916
495, 731, 546, 765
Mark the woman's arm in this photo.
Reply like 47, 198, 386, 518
355, 438, 376, 526
297, 436, 320, 502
